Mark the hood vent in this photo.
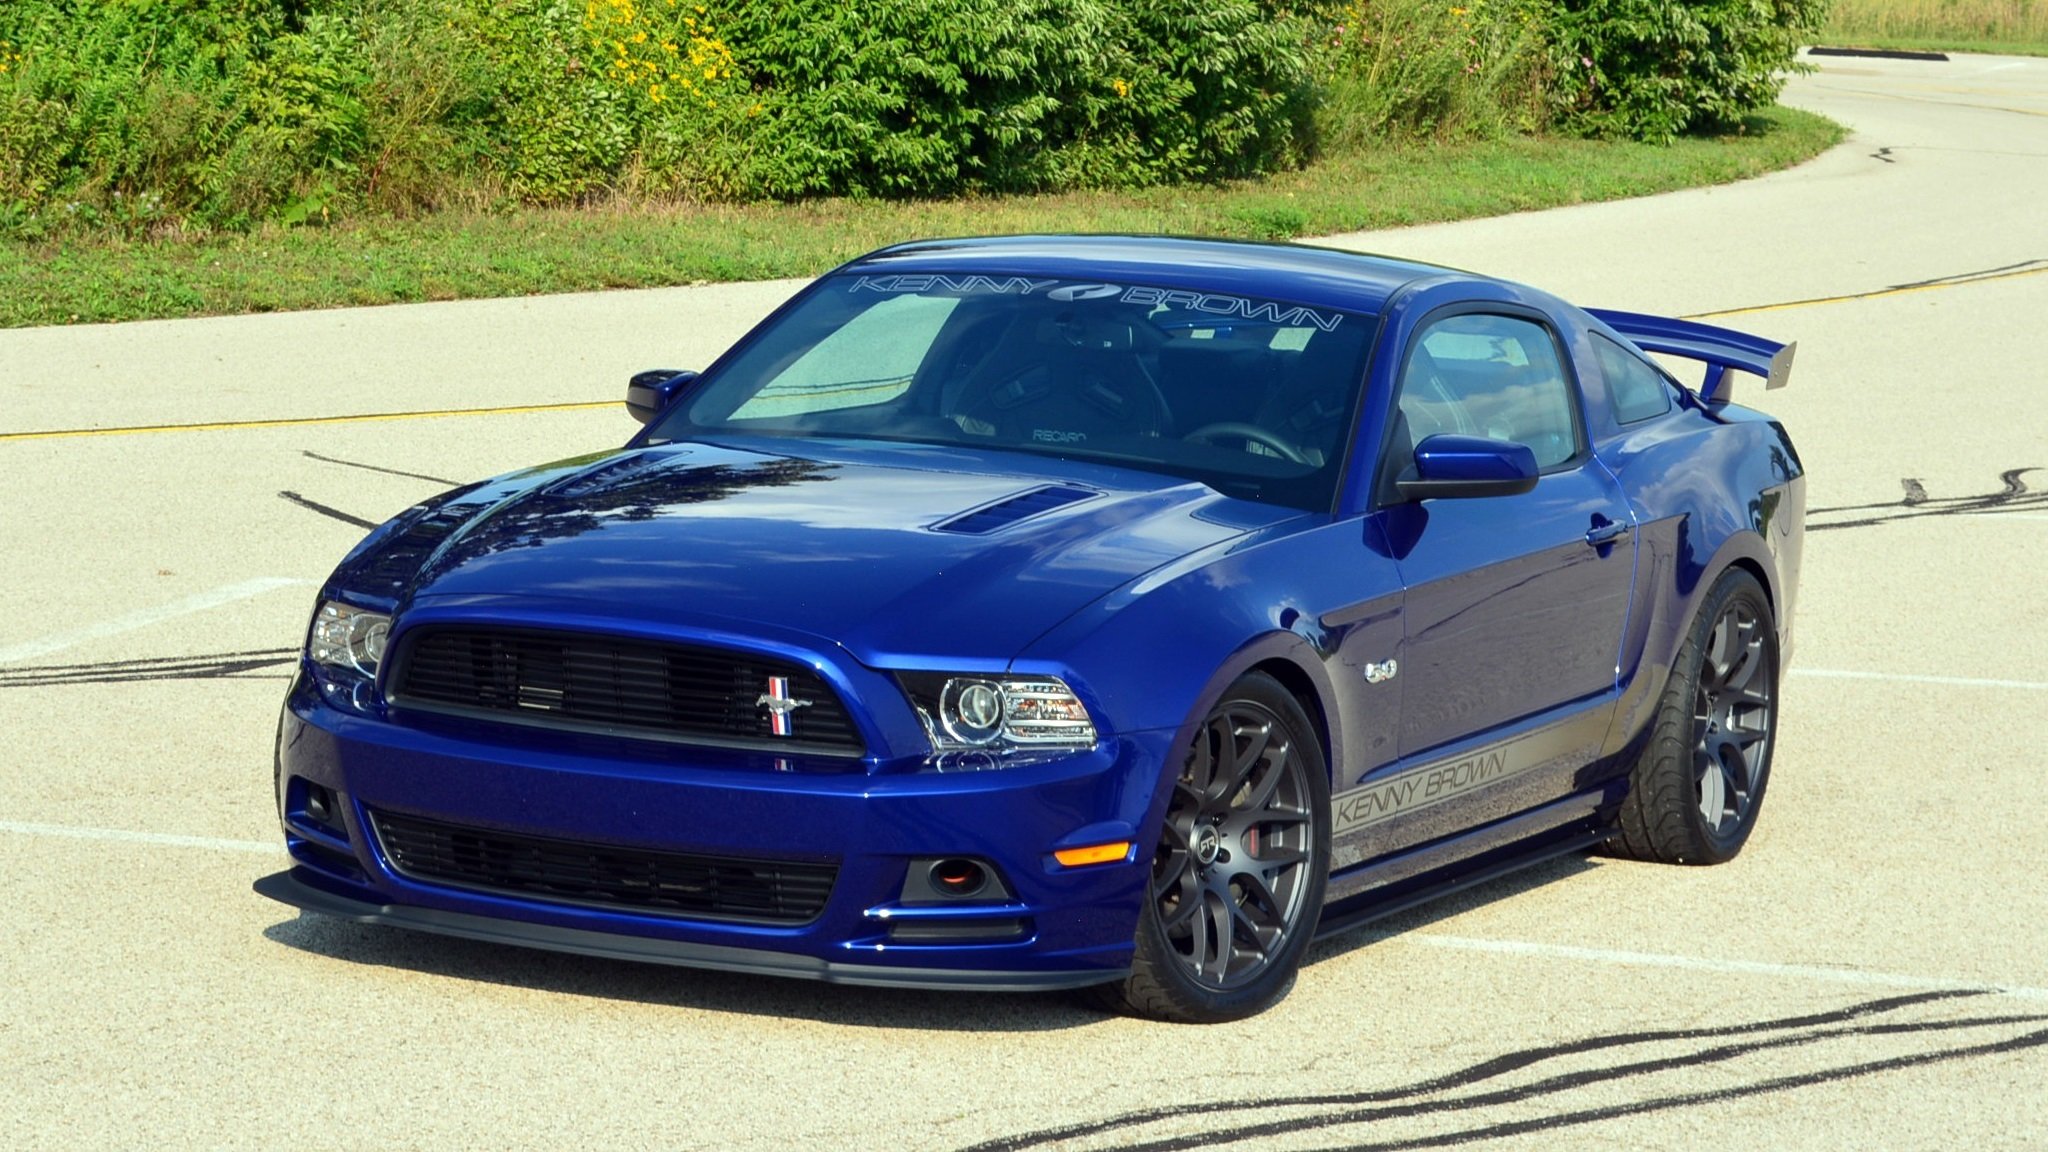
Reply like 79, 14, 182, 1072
544, 450, 684, 499
932, 485, 1097, 535
358, 508, 473, 597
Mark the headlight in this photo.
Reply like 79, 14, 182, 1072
902, 674, 1098, 755
308, 601, 391, 678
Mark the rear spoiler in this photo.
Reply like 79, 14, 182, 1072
1587, 309, 1795, 403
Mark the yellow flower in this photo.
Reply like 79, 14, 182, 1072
1111, 78, 1130, 98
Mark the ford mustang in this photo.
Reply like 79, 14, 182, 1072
256, 235, 1804, 1022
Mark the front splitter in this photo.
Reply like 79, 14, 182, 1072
254, 868, 1124, 993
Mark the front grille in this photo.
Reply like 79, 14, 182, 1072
391, 627, 864, 755
370, 810, 838, 924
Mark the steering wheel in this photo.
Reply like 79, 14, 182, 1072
1183, 422, 1311, 464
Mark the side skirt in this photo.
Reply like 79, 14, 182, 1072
1313, 794, 1616, 943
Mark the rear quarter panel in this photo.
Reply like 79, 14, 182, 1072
1597, 400, 1805, 753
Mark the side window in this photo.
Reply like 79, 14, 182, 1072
1593, 334, 1675, 424
1397, 313, 1580, 469
731, 294, 959, 419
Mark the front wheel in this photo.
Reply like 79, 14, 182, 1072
1610, 568, 1780, 865
1098, 673, 1330, 1023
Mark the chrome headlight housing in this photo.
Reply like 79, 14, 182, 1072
309, 600, 390, 676
900, 673, 1098, 758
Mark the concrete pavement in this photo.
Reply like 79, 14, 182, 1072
2, 50, 2044, 1151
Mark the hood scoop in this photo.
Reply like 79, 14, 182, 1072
932, 484, 1097, 535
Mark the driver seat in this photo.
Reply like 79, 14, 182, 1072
1248, 333, 1366, 466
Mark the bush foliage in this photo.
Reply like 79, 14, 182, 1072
1544, 0, 1829, 142
0, 0, 1820, 238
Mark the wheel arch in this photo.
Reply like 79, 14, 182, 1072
1165, 633, 1344, 792
1725, 553, 1775, 615
1246, 656, 1335, 784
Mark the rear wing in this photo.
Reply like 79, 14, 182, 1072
1587, 309, 1795, 404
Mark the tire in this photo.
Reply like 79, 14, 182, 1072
1609, 568, 1780, 865
1096, 673, 1331, 1023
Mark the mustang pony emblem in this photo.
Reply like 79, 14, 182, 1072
756, 676, 814, 736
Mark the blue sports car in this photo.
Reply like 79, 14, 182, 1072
257, 235, 1804, 1022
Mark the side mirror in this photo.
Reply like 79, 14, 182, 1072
625, 369, 698, 425
1397, 434, 1539, 501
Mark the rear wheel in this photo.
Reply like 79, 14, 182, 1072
1610, 568, 1779, 865
1099, 673, 1330, 1023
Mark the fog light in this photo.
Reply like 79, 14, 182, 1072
928, 858, 989, 898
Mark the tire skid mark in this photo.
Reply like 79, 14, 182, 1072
302, 449, 459, 486
0, 647, 299, 688
1099, 1013, 2048, 1152
959, 991, 1997, 1152
277, 489, 377, 529
1291, 1022, 2048, 1152
1807, 467, 2041, 531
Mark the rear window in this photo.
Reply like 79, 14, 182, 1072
1594, 334, 1676, 424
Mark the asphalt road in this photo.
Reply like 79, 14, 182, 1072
3, 50, 2045, 1150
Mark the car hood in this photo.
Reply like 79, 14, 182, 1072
383, 441, 1298, 665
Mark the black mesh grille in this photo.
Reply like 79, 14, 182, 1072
370, 810, 837, 924
391, 627, 863, 755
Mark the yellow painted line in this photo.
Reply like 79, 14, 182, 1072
1689, 263, 2048, 319
0, 399, 615, 443
9, 261, 2047, 442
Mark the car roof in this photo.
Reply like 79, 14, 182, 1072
844, 234, 1483, 316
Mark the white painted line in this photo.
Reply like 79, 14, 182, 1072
1793, 668, 2048, 691
0, 577, 315, 664
1410, 933, 2048, 1002
0, 819, 280, 855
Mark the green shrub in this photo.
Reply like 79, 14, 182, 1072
0, 0, 1824, 239
1310, 0, 1548, 147
706, 0, 1312, 198
1543, 0, 1829, 142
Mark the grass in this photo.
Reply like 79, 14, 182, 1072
1822, 0, 2048, 56
0, 106, 1841, 329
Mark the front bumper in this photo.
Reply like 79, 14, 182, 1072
264, 674, 1169, 989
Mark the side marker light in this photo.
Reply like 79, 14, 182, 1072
1053, 842, 1132, 868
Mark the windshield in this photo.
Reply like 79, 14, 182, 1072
651, 271, 1376, 510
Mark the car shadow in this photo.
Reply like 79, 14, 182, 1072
1303, 849, 1607, 969
258, 913, 1105, 1033
260, 850, 1608, 1029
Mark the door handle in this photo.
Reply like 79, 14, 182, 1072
1585, 519, 1631, 547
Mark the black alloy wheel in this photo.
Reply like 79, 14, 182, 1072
1100, 672, 1330, 1023
1611, 568, 1779, 865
